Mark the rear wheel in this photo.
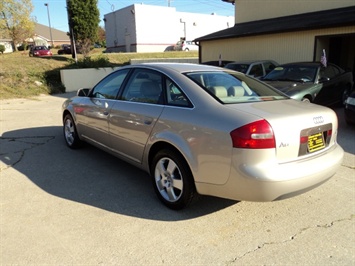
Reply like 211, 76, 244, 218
151, 149, 196, 210
63, 114, 82, 149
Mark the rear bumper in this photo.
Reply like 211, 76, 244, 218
196, 143, 344, 202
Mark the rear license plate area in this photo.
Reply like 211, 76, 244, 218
308, 132, 325, 153
298, 123, 332, 156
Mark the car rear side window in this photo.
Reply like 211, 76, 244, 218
121, 69, 163, 104
165, 78, 191, 107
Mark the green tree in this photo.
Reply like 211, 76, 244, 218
0, 0, 35, 51
97, 26, 106, 47
67, 0, 100, 57
0, 44, 5, 54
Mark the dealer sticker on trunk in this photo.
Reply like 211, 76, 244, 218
308, 132, 325, 153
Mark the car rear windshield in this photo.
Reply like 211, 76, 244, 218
185, 71, 288, 104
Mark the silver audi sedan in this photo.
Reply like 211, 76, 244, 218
62, 63, 344, 209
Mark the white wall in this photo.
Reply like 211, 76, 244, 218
60, 68, 120, 92
0, 41, 13, 53
104, 4, 234, 53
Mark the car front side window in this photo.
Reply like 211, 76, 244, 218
249, 64, 263, 77
91, 69, 130, 99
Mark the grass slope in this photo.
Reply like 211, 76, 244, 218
0, 49, 198, 99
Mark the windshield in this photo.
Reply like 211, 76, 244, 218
186, 71, 288, 104
263, 65, 317, 83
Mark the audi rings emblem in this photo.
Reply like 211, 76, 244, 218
313, 116, 324, 124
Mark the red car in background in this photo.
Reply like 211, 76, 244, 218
29, 46, 52, 57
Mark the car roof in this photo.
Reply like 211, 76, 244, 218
126, 63, 225, 73
227, 60, 277, 65
278, 62, 322, 67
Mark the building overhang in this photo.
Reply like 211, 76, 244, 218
221, 0, 234, 4
195, 6, 355, 42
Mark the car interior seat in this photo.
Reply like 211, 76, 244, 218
208, 86, 228, 98
228, 86, 245, 97
140, 81, 162, 103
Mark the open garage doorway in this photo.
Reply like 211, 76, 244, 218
315, 33, 355, 81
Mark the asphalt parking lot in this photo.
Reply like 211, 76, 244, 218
1, 93, 354, 265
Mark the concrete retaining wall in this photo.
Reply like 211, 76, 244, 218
130, 58, 199, 64
60, 67, 120, 92
60, 58, 199, 92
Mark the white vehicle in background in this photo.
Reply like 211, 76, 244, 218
174, 40, 198, 51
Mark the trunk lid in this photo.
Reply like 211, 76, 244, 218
226, 99, 338, 163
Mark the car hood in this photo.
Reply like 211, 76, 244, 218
263, 80, 313, 94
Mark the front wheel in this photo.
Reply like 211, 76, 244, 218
151, 149, 196, 210
301, 96, 311, 103
342, 85, 351, 106
63, 114, 82, 149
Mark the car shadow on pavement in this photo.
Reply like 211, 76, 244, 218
1, 126, 237, 221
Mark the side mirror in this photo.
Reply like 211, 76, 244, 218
318, 77, 330, 83
77, 88, 90, 97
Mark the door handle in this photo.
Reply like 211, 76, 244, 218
144, 117, 153, 125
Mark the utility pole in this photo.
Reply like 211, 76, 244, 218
44, 3, 54, 48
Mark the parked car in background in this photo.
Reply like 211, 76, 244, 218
344, 86, 355, 125
62, 63, 343, 210
261, 62, 353, 106
18, 44, 33, 51
225, 60, 279, 78
174, 40, 198, 51
29, 46, 52, 57
201, 60, 233, 67
58, 44, 72, 55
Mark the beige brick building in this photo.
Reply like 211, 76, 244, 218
196, 0, 355, 75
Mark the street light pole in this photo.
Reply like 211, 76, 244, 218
180, 19, 186, 40
44, 3, 54, 48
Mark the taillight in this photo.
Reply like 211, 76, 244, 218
230, 120, 275, 149
327, 129, 332, 137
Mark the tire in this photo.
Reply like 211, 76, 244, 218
63, 114, 82, 149
342, 85, 351, 106
151, 149, 196, 210
301, 96, 311, 103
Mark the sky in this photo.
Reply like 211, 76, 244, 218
32, 0, 234, 32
